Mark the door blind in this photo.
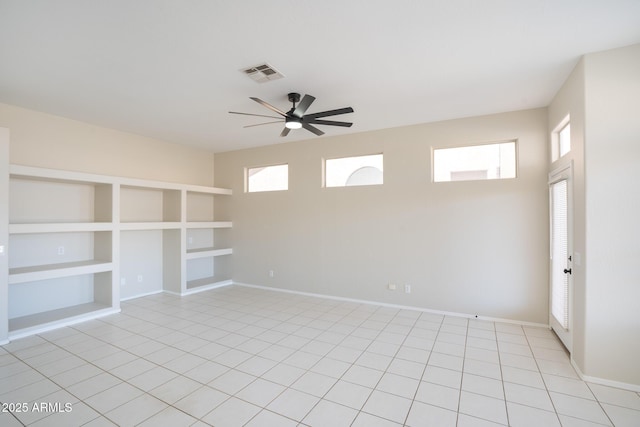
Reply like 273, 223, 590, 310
551, 180, 569, 329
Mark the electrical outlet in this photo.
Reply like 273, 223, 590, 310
388, 283, 396, 291
137, 275, 143, 283
404, 284, 411, 294
121, 278, 126, 286
269, 270, 274, 278
0, 245, 4, 254
188, 237, 193, 244
57, 246, 65, 255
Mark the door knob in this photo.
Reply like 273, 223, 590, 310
564, 268, 572, 274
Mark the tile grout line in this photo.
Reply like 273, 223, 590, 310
524, 327, 568, 427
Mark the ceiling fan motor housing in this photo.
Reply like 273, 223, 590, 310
287, 92, 301, 103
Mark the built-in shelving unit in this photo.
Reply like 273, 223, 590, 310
3, 164, 232, 341
119, 184, 182, 299
182, 189, 232, 295
7, 166, 118, 340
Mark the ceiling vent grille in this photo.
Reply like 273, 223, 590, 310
242, 63, 285, 83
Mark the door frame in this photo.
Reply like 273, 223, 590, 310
548, 161, 573, 352
0, 127, 9, 344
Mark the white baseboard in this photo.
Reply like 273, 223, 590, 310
164, 280, 233, 297
120, 289, 164, 301
571, 358, 640, 392
163, 290, 182, 297
233, 282, 549, 329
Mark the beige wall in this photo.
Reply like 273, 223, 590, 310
0, 103, 215, 186
583, 44, 640, 386
549, 43, 640, 388
216, 108, 550, 324
0, 128, 8, 341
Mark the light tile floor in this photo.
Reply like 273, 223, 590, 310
1, 285, 639, 426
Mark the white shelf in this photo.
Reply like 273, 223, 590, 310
120, 222, 182, 231
9, 302, 118, 338
185, 276, 232, 293
186, 221, 232, 229
185, 185, 232, 196
10, 165, 114, 185
9, 222, 113, 234
186, 247, 232, 260
9, 260, 113, 284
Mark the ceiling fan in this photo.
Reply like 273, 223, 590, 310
229, 92, 354, 137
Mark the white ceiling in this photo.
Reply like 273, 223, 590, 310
1, 1, 639, 153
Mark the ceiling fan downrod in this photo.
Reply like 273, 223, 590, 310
287, 92, 301, 109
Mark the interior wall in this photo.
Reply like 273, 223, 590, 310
0, 102, 215, 186
215, 109, 549, 324
0, 103, 217, 312
0, 128, 9, 341
120, 230, 163, 300
583, 44, 640, 387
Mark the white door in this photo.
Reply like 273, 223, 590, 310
549, 166, 572, 351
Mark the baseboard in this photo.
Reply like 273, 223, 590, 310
163, 290, 182, 297
168, 280, 234, 297
121, 289, 164, 302
571, 358, 640, 392
233, 282, 549, 329
122, 282, 234, 299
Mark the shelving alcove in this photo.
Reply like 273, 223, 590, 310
7, 165, 117, 340
184, 188, 233, 295
4, 165, 232, 341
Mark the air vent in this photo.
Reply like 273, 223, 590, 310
241, 63, 285, 83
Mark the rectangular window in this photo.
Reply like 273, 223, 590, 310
246, 164, 288, 192
433, 141, 516, 182
558, 122, 571, 158
324, 154, 383, 187
551, 116, 571, 162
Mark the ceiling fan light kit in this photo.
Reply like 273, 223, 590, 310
285, 117, 302, 129
229, 92, 354, 137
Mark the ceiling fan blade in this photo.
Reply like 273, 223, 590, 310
250, 97, 288, 116
302, 123, 325, 136
243, 121, 283, 128
303, 107, 354, 119
292, 94, 316, 118
229, 111, 282, 119
280, 127, 291, 137
304, 119, 353, 127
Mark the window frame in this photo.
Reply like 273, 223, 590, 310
245, 163, 289, 193
322, 153, 384, 188
431, 139, 518, 183
551, 115, 571, 162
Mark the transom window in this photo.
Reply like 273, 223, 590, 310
324, 154, 383, 187
552, 116, 571, 162
246, 164, 288, 192
433, 141, 517, 182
